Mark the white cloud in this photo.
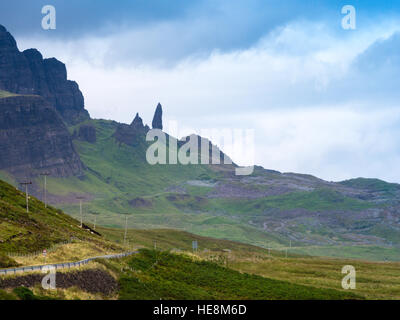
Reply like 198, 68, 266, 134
16, 18, 400, 182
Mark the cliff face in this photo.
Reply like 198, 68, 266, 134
0, 25, 89, 124
0, 95, 84, 177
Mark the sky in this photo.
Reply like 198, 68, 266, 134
1, 0, 400, 182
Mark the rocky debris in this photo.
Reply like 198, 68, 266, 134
129, 197, 153, 208
0, 269, 118, 295
152, 103, 163, 130
0, 95, 84, 177
0, 25, 89, 124
73, 124, 97, 143
114, 113, 149, 147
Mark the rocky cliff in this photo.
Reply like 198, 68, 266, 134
0, 95, 84, 177
0, 25, 89, 124
114, 113, 149, 147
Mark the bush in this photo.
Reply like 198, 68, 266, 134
13, 287, 38, 300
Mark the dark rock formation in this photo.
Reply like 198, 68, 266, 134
131, 113, 144, 129
152, 103, 163, 130
0, 25, 89, 124
114, 113, 149, 147
0, 95, 84, 177
74, 124, 97, 143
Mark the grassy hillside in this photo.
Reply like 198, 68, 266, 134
41, 119, 287, 248
100, 228, 400, 300
340, 178, 400, 196
1, 222, 400, 299
100, 249, 361, 300
4, 117, 394, 261
0, 179, 120, 265
99, 227, 270, 252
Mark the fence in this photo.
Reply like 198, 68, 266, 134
6, 239, 74, 259
0, 251, 137, 276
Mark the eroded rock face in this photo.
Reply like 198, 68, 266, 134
0, 95, 84, 177
114, 113, 149, 147
0, 25, 89, 124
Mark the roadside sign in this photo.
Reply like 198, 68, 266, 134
43, 249, 47, 257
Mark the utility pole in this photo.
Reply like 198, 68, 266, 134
124, 215, 128, 246
40, 172, 50, 208
19, 181, 32, 213
76, 197, 84, 228
93, 215, 97, 230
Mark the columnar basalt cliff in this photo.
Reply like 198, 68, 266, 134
0, 25, 89, 124
0, 95, 84, 177
73, 124, 97, 143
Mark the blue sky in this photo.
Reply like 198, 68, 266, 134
2, 0, 400, 182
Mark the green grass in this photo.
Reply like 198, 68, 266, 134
0, 179, 119, 254
203, 188, 375, 215
290, 245, 400, 261
109, 249, 361, 300
99, 227, 272, 253
0, 289, 17, 300
12, 287, 55, 300
99, 227, 400, 300
0, 90, 17, 98
0, 253, 18, 268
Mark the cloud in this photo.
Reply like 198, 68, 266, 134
12, 7, 400, 182
251, 107, 400, 182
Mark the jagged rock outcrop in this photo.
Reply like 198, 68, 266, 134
0, 25, 89, 124
114, 113, 149, 147
178, 134, 233, 165
73, 124, 97, 143
131, 113, 144, 129
152, 103, 163, 130
0, 95, 84, 177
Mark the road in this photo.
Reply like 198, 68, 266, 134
0, 251, 138, 276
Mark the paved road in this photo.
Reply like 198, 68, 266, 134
0, 251, 138, 276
